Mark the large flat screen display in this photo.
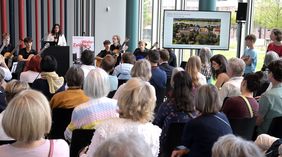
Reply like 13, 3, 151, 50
163, 10, 231, 50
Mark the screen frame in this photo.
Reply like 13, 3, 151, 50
163, 10, 231, 50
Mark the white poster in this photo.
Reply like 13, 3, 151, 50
72, 36, 95, 58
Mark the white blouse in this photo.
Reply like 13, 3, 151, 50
86, 118, 161, 157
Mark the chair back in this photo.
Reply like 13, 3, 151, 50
0, 140, 16, 145
48, 108, 74, 139
268, 116, 282, 138
228, 117, 256, 140
160, 123, 186, 157
70, 129, 95, 157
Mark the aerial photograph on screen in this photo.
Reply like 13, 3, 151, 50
173, 18, 221, 45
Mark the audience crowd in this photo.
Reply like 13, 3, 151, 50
0, 32, 282, 157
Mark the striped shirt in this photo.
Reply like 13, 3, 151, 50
64, 97, 118, 141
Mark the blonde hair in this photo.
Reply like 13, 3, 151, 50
2, 90, 51, 143
84, 68, 110, 99
131, 59, 152, 81
212, 134, 264, 157
186, 56, 202, 87
5, 80, 30, 103
196, 84, 221, 114
118, 78, 156, 122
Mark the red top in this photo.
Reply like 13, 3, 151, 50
267, 42, 282, 57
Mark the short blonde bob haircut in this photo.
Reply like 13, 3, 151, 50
195, 84, 221, 114
130, 59, 152, 81
2, 90, 51, 143
118, 78, 156, 122
84, 68, 110, 99
212, 134, 264, 157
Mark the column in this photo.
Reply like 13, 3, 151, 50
126, 0, 139, 52
199, 0, 216, 11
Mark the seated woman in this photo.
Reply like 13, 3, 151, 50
0, 80, 29, 141
210, 54, 230, 89
171, 85, 232, 157
50, 66, 89, 109
85, 78, 161, 157
222, 73, 260, 119
64, 68, 118, 142
20, 55, 41, 84
31, 55, 65, 100
212, 134, 264, 157
153, 71, 197, 155
0, 90, 69, 156
185, 56, 207, 90
199, 47, 212, 83
113, 59, 152, 100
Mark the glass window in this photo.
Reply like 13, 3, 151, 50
141, 0, 153, 45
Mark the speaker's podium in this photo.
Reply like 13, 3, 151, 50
41, 46, 71, 77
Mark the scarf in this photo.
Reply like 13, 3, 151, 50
41, 72, 64, 94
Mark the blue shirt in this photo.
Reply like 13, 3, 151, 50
243, 48, 257, 74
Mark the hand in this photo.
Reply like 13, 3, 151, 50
79, 146, 88, 157
171, 149, 189, 157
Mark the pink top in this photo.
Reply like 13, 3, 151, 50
0, 139, 69, 157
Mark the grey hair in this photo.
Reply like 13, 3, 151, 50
264, 51, 280, 66
170, 67, 184, 88
84, 68, 110, 98
227, 57, 245, 77
212, 134, 264, 157
130, 59, 152, 81
199, 47, 212, 65
93, 133, 153, 157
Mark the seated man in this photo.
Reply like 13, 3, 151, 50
18, 37, 37, 62
219, 57, 245, 106
257, 60, 282, 134
113, 52, 136, 80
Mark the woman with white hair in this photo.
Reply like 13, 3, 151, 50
93, 133, 153, 157
0, 90, 69, 157
212, 134, 264, 157
64, 68, 118, 142
85, 78, 161, 157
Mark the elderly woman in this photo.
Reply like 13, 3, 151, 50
85, 78, 161, 157
50, 66, 89, 109
20, 55, 41, 83
113, 59, 152, 100
0, 80, 30, 141
185, 56, 207, 89
171, 85, 232, 157
64, 68, 118, 142
212, 134, 264, 157
153, 71, 197, 156
93, 133, 153, 157
0, 90, 69, 156
31, 55, 65, 100
219, 57, 245, 105
210, 54, 230, 89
